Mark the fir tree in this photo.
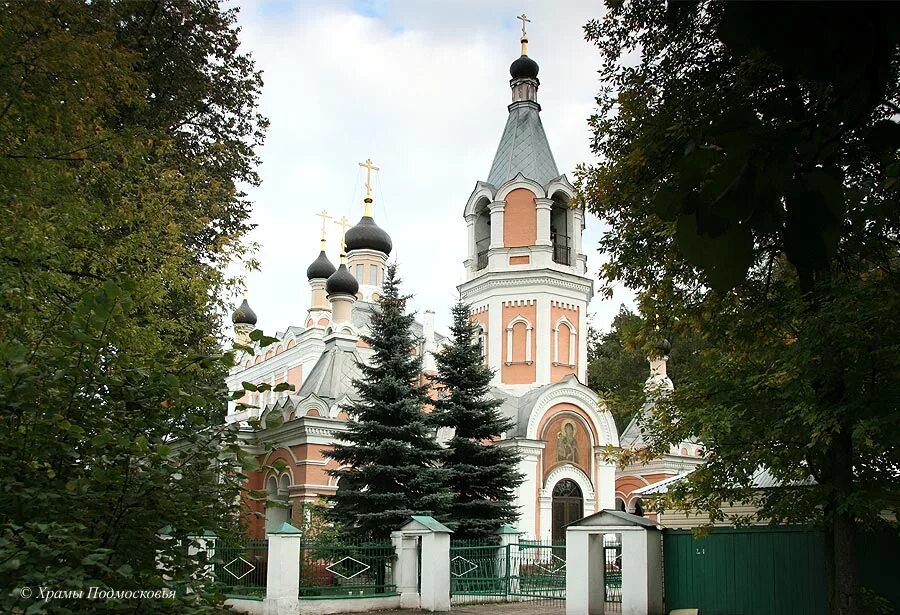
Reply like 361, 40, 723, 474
433, 302, 523, 538
326, 265, 449, 539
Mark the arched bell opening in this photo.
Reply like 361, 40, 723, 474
474, 198, 491, 270
550, 193, 571, 266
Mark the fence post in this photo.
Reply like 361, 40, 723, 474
391, 530, 420, 609
187, 531, 217, 585
497, 524, 521, 596
396, 515, 452, 612
264, 522, 302, 615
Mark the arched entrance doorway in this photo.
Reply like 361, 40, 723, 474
551, 478, 583, 543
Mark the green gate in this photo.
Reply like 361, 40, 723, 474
449, 538, 565, 607
664, 526, 900, 615
664, 527, 826, 615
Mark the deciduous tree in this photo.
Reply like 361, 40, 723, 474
578, 3, 900, 613
0, 1, 266, 612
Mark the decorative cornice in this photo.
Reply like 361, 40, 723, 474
459, 273, 593, 298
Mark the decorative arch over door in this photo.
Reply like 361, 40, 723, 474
551, 478, 583, 544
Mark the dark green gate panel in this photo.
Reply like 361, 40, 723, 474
663, 527, 826, 615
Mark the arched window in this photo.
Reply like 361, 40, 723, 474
506, 315, 533, 364
615, 497, 626, 512
474, 199, 491, 270
475, 325, 487, 362
553, 316, 577, 366
631, 497, 645, 517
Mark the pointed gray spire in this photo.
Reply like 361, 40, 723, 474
486, 34, 559, 187
486, 101, 559, 186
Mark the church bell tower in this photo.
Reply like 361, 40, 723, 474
459, 19, 593, 391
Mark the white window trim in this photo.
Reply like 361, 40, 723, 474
506, 315, 533, 364
553, 315, 577, 367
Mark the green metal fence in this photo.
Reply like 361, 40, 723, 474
664, 526, 900, 615
298, 539, 396, 599
212, 538, 268, 600
449, 538, 566, 607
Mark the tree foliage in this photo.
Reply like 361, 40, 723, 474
578, 3, 900, 613
0, 1, 266, 612
326, 265, 450, 540
432, 302, 522, 538
588, 306, 704, 433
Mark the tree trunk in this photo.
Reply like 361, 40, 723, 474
830, 427, 861, 615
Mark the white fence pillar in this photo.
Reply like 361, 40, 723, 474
391, 530, 421, 609
397, 516, 452, 612
621, 528, 663, 615
264, 522, 302, 615
566, 510, 665, 615
566, 528, 606, 615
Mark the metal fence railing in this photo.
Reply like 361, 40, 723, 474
450, 537, 566, 607
213, 538, 268, 600
299, 539, 396, 599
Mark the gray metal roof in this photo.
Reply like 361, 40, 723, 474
296, 341, 362, 403
634, 467, 817, 496
487, 101, 559, 187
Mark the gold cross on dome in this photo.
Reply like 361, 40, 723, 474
358, 158, 380, 199
315, 209, 331, 243
517, 13, 530, 38
334, 215, 352, 252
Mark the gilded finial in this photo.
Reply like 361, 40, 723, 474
517, 13, 531, 55
358, 158, 380, 217
334, 215, 352, 254
315, 209, 332, 249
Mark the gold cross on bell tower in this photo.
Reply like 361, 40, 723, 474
517, 13, 531, 54
334, 215, 352, 255
358, 157, 380, 217
315, 209, 331, 248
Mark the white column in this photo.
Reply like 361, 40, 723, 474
596, 459, 617, 511
535, 198, 553, 246
390, 531, 420, 609
465, 213, 476, 274
419, 531, 451, 612
489, 201, 505, 249
501, 439, 543, 536
566, 529, 605, 615
264, 524, 302, 615
573, 207, 587, 274
539, 491, 553, 541
536, 295, 551, 384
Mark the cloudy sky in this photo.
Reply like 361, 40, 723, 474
232, 0, 635, 336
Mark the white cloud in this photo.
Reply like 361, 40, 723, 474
232, 0, 636, 337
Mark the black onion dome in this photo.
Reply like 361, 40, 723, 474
656, 338, 672, 356
232, 298, 257, 325
344, 215, 393, 255
306, 250, 336, 280
510, 54, 539, 79
325, 264, 359, 296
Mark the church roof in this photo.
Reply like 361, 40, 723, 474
486, 100, 559, 187
296, 340, 363, 403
